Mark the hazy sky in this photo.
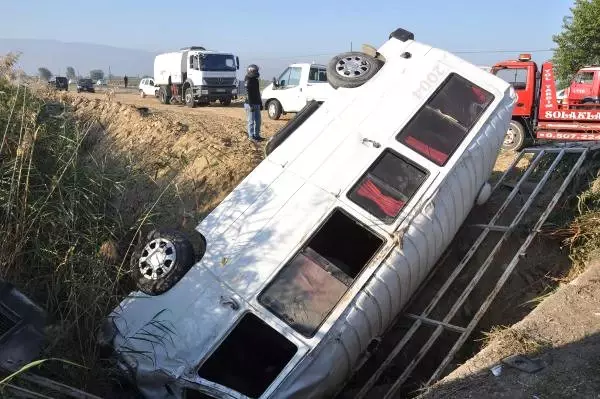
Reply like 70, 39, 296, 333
0, 0, 573, 76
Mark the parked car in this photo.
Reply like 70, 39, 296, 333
99, 28, 516, 399
262, 63, 335, 120
76, 78, 95, 93
96, 79, 107, 86
139, 77, 159, 98
48, 76, 68, 91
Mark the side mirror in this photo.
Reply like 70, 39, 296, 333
272, 77, 279, 88
236, 56, 240, 70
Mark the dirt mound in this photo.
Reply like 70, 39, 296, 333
68, 96, 265, 235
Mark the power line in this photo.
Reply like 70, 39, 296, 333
248, 48, 555, 62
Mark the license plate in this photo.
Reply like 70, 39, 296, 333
536, 131, 600, 141
216, 89, 225, 93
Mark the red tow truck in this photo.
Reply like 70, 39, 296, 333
492, 53, 600, 151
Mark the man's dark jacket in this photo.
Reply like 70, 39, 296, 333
245, 73, 262, 106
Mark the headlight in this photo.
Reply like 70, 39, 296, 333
233, 78, 238, 87
201, 89, 208, 95
232, 89, 238, 94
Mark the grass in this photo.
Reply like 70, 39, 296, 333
0, 54, 158, 395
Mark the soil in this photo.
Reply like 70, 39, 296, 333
421, 260, 600, 399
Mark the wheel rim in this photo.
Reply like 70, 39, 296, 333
336, 55, 371, 78
269, 103, 276, 117
504, 124, 517, 146
186, 91, 192, 104
138, 238, 177, 280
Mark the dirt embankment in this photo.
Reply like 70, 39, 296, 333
67, 95, 280, 238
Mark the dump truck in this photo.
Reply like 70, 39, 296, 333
154, 46, 240, 107
493, 53, 600, 151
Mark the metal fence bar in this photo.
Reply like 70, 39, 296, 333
404, 314, 466, 333
425, 149, 588, 385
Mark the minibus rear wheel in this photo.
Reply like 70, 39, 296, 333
327, 51, 384, 89
132, 229, 198, 295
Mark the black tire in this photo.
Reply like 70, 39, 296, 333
185, 88, 196, 108
221, 98, 232, 106
140, 90, 146, 98
131, 229, 198, 295
327, 51, 384, 89
159, 87, 170, 104
265, 100, 322, 156
502, 120, 526, 152
267, 99, 283, 120
154, 90, 159, 98
77, 89, 80, 93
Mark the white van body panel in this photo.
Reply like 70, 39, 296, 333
106, 33, 517, 399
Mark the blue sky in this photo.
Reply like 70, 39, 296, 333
0, 0, 573, 77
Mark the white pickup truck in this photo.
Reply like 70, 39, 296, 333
262, 63, 335, 120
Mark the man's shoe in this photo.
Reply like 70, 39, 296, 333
254, 136, 266, 141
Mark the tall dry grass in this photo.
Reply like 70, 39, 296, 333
0, 54, 139, 394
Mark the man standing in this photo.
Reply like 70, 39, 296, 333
124, 75, 128, 88
244, 64, 264, 142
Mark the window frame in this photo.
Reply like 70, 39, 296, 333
308, 67, 327, 83
286, 66, 302, 87
346, 148, 430, 225
257, 207, 385, 338
395, 72, 495, 167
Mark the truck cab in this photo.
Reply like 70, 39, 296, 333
493, 54, 600, 150
564, 66, 600, 105
262, 63, 336, 120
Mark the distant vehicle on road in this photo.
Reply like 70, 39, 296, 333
77, 78, 95, 93
96, 79, 107, 86
49, 76, 68, 91
139, 77, 158, 98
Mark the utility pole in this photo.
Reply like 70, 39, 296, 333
350, 41, 353, 51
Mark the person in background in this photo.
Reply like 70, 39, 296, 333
124, 75, 128, 88
244, 64, 264, 142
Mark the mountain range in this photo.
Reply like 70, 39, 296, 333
0, 38, 303, 80
0, 38, 157, 77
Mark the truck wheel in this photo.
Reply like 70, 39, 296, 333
132, 229, 198, 296
502, 120, 526, 152
221, 98, 232, 106
265, 100, 322, 156
159, 87, 170, 104
154, 89, 159, 98
267, 100, 283, 120
139, 90, 146, 98
185, 88, 196, 108
327, 51, 384, 89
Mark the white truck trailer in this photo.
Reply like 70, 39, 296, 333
154, 46, 240, 107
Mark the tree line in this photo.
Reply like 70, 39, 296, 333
37, 67, 107, 81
